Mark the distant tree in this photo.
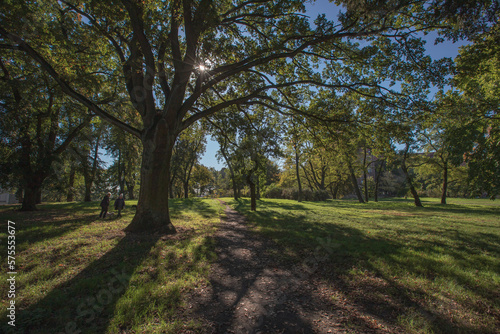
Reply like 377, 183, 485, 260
191, 164, 214, 197
69, 121, 105, 201
210, 106, 282, 211
171, 123, 207, 198
106, 119, 142, 199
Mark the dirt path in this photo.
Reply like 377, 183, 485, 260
185, 201, 400, 334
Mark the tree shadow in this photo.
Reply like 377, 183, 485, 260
1, 232, 160, 334
1, 198, 222, 334
189, 206, 319, 333
231, 199, 500, 333
0, 211, 99, 253
233, 197, 312, 212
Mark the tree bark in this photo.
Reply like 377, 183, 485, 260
441, 163, 448, 205
348, 161, 365, 203
21, 174, 45, 211
83, 182, 92, 202
125, 121, 177, 233
22, 186, 39, 211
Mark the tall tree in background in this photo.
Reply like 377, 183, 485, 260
170, 123, 207, 198
106, 119, 142, 199
451, 23, 500, 198
211, 106, 282, 211
70, 121, 104, 201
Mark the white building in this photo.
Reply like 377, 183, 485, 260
0, 190, 19, 205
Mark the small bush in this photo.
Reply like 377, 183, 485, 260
263, 184, 282, 199
281, 188, 298, 200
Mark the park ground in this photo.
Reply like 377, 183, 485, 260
0, 197, 499, 333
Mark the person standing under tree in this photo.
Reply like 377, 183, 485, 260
114, 193, 125, 217
99, 192, 111, 218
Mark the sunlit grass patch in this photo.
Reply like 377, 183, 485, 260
224, 197, 500, 333
0, 198, 223, 334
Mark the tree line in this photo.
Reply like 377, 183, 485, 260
0, 0, 498, 233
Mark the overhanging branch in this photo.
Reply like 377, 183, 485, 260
0, 26, 142, 139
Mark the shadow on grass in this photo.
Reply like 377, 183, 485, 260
0, 198, 221, 334
233, 197, 312, 212
0, 232, 160, 334
231, 198, 499, 334
325, 198, 500, 218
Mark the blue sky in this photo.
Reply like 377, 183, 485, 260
200, 0, 469, 170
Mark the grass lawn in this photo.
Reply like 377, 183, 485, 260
0, 198, 223, 334
223, 197, 500, 334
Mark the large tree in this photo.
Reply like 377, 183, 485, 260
452, 23, 500, 198
0, 56, 90, 210
1, 0, 483, 231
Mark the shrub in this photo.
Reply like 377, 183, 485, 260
281, 188, 298, 200
263, 184, 283, 199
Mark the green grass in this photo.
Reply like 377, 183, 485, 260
0, 198, 223, 334
223, 197, 500, 334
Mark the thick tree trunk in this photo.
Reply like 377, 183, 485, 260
441, 164, 448, 205
295, 149, 303, 202
16, 187, 23, 204
348, 162, 364, 203
125, 122, 177, 233
84, 181, 92, 202
22, 185, 39, 211
21, 175, 44, 211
